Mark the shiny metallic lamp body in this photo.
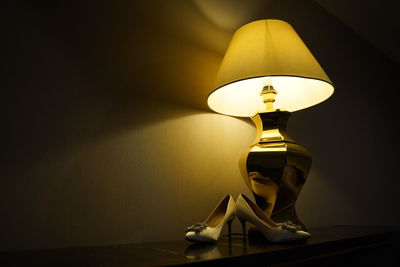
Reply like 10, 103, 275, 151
243, 110, 311, 230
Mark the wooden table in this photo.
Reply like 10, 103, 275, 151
1, 225, 399, 266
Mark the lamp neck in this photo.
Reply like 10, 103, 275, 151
260, 85, 277, 112
251, 110, 295, 144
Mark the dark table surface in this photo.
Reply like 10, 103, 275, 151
1, 225, 399, 266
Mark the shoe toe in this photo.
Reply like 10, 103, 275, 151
185, 231, 216, 243
185, 231, 196, 241
296, 230, 311, 239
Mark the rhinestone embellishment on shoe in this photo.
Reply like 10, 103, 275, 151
185, 223, 208, 233
277, 221, 301, 232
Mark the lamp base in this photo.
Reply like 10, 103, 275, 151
242, 110, 311, 231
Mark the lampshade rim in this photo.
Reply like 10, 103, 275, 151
209, 74, 334, 100
207, 75, 334, 117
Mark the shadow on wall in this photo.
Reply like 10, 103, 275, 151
255, 0, 400, 227
2, 0, 238, 173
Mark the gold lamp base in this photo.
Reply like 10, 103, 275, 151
241, 110, 311, 230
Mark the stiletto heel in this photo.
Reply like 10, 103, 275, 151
236, 194, 311, 242
227, 219, 233, 237
240, 219, 247, 239
185, 195, 236, 243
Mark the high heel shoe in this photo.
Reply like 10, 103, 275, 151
185, 195, 236, 243
236, 194, 311, 242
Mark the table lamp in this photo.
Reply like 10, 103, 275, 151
208, 19, 334, 230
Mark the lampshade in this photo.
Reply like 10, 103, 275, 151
208, 19, 334, 117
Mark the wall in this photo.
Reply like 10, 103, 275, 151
1, 0, 399, 251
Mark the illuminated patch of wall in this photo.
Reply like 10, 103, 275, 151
2, 106, 254, 250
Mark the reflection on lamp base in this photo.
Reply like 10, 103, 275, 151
242, 110, 311, 231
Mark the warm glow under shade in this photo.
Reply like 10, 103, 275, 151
208, 19, 334, 117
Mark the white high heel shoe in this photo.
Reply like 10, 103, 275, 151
185, 195, 236, 243
236, 194, 311, 242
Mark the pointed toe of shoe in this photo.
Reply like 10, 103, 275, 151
185, 232, 196, 242
284, 230, 311, 242
296, 230, 311, 239
185, 232, 216, 243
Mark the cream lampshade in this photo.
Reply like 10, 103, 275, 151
208, 19, 334, 117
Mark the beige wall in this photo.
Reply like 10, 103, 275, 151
2, 0, 399, 251
3, 104, 254, 250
